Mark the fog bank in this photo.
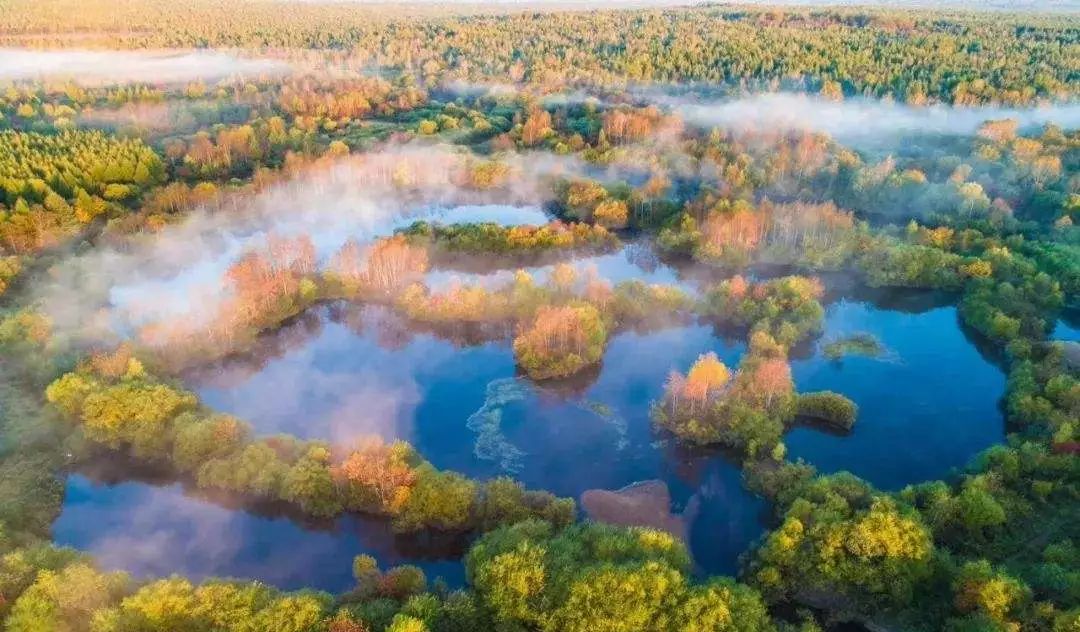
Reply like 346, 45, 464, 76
34, 145, 581, 346
0, 49, 289, 85
668, 93, 1080, 144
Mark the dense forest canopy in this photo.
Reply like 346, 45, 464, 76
1, 0, 1078, 104
0, 1, 1077, 631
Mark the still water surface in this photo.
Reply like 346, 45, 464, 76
56, 260, 1008, 593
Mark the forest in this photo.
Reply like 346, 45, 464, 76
0, 0, 1077, 631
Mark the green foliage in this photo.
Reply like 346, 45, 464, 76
1005, 342, 1078, 440
282, 448, 344, 518
654, 333, 798, 457
0, 129, 163, 254
394, 466, 477, 533
45, 364, 572, 535
170, 413, 250, 473
0, 544, 86, 620
0, 5, 1077, 631
961, 274, 1063, 343
476, 477, 575, 532
822, 333, 885, 361
9, 2, 1072, 105
669, 578, 775, 632
858, 240, 964, 289
699, 276, 824, 349
79, 381, 198, 457
749, 490, 934, 612
5, 562, 129, 632
610, 280, 695, 326
513, 302, 608, 380
796, 392, 858, 431
467, 520, 770, 631
949, 560, 1031, 630
197, 440, 293, 499
398, 220, 618, 257
88, 577, 332, 632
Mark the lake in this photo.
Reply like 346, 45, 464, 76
786, 297, 1006, 490
56, 253, 1009, 593
54, 474, 465, 592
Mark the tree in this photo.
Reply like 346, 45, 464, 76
521, 109, 553, 146
952, 561, 1029, 629
476, 541, 547, 624
197, 441, 291, 499
546, 562, 685, 632
664, 352, 730, 415
387, 615, 428, 632
467, 520, 743, 632
954, 486, 1006, 537
593, 199, 629, 229
671, 578, 775, 632
393, 466, 476, 532
331, 237, 428, 296
79, 382, 197, 458
513, 303, 607, 380
750, 496, 933, 607
333, 437, 418, 514
283, 450, 343, 518
171, 413, 249, 473
5, 563, 128, 632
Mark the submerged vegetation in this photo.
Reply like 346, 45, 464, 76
822, 334, 886, 361
0, 1, 1076, 631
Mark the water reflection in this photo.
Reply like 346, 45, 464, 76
424, 242, 694, 293
54, 474, 466, 593
98, 306, 765, 583
787, 299, 1006, 490
64, 267, 1011, 588
193, 307, 512, 445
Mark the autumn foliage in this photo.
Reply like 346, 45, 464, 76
138, 233, 318, 364
663, 352, 731, 415
333, 437, 419, 514
655, 332, 799, 455
330, 235, 429, 296
513, 303, 607, 380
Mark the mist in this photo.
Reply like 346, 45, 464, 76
34, 145, 585, 347
0, 49, 290, 85
665, 93, 1080, 145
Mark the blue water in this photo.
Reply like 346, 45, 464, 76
56, 306, 763, 590
786, 299, 1006, 490
54, 475, 465, 592
424, 243, 692, 293
195, 309, 509, 446
1053, 317, 1079, 342
55, 289, 1008, 592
